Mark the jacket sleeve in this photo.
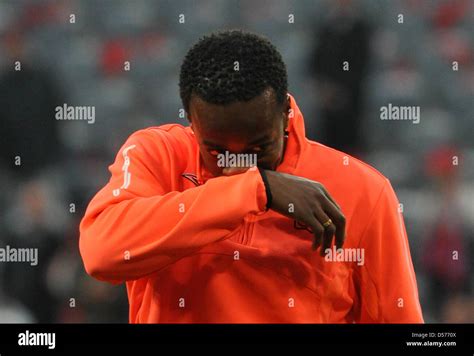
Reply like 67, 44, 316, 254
79, 129, 267, 284
352, 179, 424, 323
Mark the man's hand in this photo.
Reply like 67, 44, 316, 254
264, 170, 346, 256
222, 167, 346, 256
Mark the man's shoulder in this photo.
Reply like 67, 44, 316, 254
126, 124, 195, 151
303, 140, 390, 195
132, 123, 193, 141
119, 124, 195, 173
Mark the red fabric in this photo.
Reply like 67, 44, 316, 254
80, 95, 423, 323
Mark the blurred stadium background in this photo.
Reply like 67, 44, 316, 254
0, 0, 473, 323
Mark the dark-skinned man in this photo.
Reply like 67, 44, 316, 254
80, 30, 423, 323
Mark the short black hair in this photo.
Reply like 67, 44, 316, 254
179, 29, 288, 112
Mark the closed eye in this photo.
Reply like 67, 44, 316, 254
208, 149, 222, 156
251, 142, 273, 153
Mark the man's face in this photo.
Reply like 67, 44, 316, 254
189, 89, 290, 177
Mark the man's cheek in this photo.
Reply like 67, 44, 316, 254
203, 155, 222, 173
266, 144, 283, 166
257, 155, 277, 170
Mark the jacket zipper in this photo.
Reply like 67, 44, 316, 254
239, 214, 256, 245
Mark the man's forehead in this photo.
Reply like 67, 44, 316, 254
189, 89, 280, 125
202, 132, 273, 148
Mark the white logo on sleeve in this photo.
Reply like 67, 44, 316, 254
113, 144, 136, 197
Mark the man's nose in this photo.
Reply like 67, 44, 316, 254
225, 142, 248, 154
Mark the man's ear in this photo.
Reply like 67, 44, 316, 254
284, 94, 291, 130
187, 113, 194, 129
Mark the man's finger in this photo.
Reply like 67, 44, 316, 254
322, 198, 346, 249
308, 218, 324, 251
314, 207, 336, 256
321, 223, 336, 257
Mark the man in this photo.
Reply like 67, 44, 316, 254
79, 30, 423, 323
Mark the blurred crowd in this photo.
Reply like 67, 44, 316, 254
0, 0, 473, 323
